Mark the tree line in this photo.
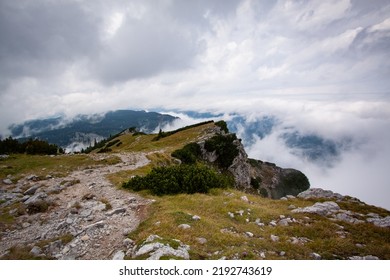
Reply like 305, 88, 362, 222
0, 137, 64, 155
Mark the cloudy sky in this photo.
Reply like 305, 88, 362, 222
1, 0, 389, 208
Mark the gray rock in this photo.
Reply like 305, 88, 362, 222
178, 224, 191, 230
112, 250, 125, 260
135, 241, 190, 260
30, 246, 42, 256
24, 192, 48, 205
297, 188, 343, 200
278, 218, 291, 226
291, 201, 340, 216
228, 212, 235, 218
123, 238, 134, 247
192, 215, 201, 221
290, 237, 311, 245
80, 209, 92, 218
245, 232, 254, 238
349, 255, 379, 260
269, 221, 277, 227
279, 251, 286, 256
270, 235, 279, 242
106, 208, 126, 216
145, 235, 162, 243
335, 213, 364, 224
288, 204, 297, 210
26, 175, 39, 181
84, 220, 105, 232
286, 195, 296, 199
241, 196, 249, 202
24, 185, 40, 195
280, 197, 288, 201
196, 237, 207, 244
367, 216, 390, 227
310, 252, 322, 260
3, 178, 13, 185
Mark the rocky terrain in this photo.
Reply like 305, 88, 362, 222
1, 121, 389, 260
0, 152, 154, 259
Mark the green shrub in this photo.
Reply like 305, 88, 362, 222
215, 120, 229, 133
122, 164, 225, 195
171, 143, 201, 164
204, 134, 239, 168
250, 177, 261, 189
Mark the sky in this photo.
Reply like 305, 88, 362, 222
0, 0, 389, 209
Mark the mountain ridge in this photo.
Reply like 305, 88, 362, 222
8, 110, 178, 152
0, 120, 389, 260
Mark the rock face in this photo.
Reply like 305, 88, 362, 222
227, 139, 251, 190
196, 127, 310, 199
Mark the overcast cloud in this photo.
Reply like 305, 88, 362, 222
0, 0, 389, 208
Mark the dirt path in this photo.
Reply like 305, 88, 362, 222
0, 152, 153, 259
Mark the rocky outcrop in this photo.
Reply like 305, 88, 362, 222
196, 126, 310, 199
227, 139, 251, 190
132, 235, 190, 260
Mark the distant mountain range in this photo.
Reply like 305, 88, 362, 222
9, 110, 178, 152
9, 109, 350, 166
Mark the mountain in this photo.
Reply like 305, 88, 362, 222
1, 120, 389, 260
9, 110, 178, 152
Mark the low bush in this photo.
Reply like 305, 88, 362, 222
204, 134, 239, 168
122, 164, 225, 196
171, 142, 202, 164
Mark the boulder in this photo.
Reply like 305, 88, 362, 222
291, 201, 340, 216
367, 216, 390, 228
297, 188, 343, 200
178, 224, 191, 230
112, 250, 125, 260
3, 178, 13, 185
24, 192, 48, 205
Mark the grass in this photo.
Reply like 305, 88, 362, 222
0, 154, 120, 181
125, 188, 390, 260
103, 122, 216, 154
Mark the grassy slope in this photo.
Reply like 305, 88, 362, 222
2, 122, 389, 259
130, 190, 390, 260
104, 122, 390, 260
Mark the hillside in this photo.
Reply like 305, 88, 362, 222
8, 110, 177, 152
0, 121, 389, 260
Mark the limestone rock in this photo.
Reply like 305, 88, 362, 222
106, 208, 126, 216
335, 213, 364, 224
297, 188, 343, 200
291, 201, 340, 216
134, 236, 190, 260
310, 252, 322, 260
112, 250, 125, 260
367, 216, 390, 228
24, 192, 48, 205
30, 246, 42, 256
270, 235, 279, 242
196, 237, 207, 244
23, 185, 40, 195
3, 178, 13, 185
178, 224, 191, 230
349, 255, 379, 260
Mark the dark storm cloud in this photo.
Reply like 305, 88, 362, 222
0, 0, 101, 88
